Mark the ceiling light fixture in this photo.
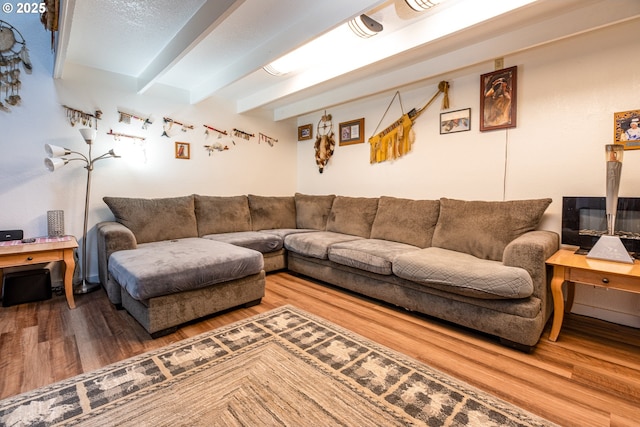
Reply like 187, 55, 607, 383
404, 0, 442, 12
348, 14, 383, 38
263, 64, 288, 77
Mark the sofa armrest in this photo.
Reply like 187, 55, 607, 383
97, 221, 137, 302
503, 230, 559, 307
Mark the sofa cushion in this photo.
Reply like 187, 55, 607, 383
103, 195, 198, 244
108, 238, 264, 300
284, 231, 363, 260
328, 239, 419, 275
248, 195, 296, 230
295, 193, 335, 230
431, 198, 552, 261
203, 231, 282, 253
326, 196, 379, 238
393, 247, 533, 299
370, 196, 440, 248
195, 195, 251, 236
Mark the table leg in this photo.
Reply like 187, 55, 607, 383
548, 265, 565, 341
62, 248, 76, 309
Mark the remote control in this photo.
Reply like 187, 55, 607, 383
21, 238, 36, 243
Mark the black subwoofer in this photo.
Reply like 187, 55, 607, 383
2, 269, 52, 307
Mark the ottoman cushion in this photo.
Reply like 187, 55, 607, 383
108, 238, 264, 301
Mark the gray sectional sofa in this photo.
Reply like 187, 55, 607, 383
97, 193, 558, 350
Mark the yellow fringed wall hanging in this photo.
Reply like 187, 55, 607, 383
369, 81, 449, 164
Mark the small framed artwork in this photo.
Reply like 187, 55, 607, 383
339, 118, 364, 146
480, 66, 517, 132
298, 124, 313, 141
175, 142, 190, 159
440, 108, 471, 134
614, 109, 640, 150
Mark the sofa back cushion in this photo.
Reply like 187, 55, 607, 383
195, 195, 251, 236
103, 195, 198, 244
248, 195, 296, 230
370, 196, 440, 248
326, 196, 379, 238
295, 193, 335, 230
431, 198, 552, 261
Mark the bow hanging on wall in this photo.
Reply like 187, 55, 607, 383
368, 81, 449, 164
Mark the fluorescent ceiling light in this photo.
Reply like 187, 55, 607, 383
348, 14, 383, 38
263, 13, 383, 76
405, 0, 442, 12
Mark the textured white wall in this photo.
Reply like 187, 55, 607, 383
296, 20, 640, 327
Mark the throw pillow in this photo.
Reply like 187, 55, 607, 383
103, 195, 198, 244
431, 198, 552, 261
248, 195, 296, 230
295, 193, 335, 230
194, 195, 252, 236
326, 196, 379, 238
370, 196, 440, 248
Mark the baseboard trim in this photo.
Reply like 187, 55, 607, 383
570, 303, 640, 328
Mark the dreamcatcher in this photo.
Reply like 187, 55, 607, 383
0, 20, 32, 111
314, 112, 335, 173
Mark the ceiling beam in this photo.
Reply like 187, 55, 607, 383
137, 0, 244, 94
189, 0, 387, 104
52, 0, 76, 79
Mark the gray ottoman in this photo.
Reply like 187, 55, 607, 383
109, 238, 265, 337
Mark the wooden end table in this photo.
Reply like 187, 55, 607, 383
546, 248, 640, 341
0, 236, 78, 309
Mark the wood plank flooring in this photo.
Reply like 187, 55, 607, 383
1, 271, 639, 426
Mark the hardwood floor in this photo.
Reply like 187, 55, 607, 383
1, 271, 639, 426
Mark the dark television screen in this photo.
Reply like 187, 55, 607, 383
562, 196, 640, 258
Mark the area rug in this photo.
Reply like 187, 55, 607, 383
0, 305, 555, 426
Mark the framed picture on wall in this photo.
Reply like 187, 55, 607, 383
614, 109, 640, 150
339, 118, 364, 145
298, 124, 313, 141
175, 142, 190, 159
480, 66, 517, 131
440, 108, 471, 134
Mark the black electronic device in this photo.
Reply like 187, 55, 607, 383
0, 230, 23, 242
2, 269, 52, 307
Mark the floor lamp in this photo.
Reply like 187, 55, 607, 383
44, 128, 120, 293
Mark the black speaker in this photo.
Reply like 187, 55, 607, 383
2, 269, 52, 307
0, 230, 23, 242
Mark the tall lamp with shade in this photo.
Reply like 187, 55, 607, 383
44, 128, 120, 293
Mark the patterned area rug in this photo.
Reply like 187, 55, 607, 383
0, 305, 556, 426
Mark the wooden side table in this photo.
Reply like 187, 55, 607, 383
546, 248, 640, 341
0, 236, 78, 309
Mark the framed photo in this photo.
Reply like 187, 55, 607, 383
440, 108, 471, 134
614, 109, 640, 150
175, 142, 190, 159
298, 124, 313, 141
480, 66, 517, 131
339, 118, 364, 146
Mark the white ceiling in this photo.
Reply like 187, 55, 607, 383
56, 0, 640, 121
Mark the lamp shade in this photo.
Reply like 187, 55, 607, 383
44, 157, 68, 172
45, 143, 69, 158
79, 128, 97, 144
